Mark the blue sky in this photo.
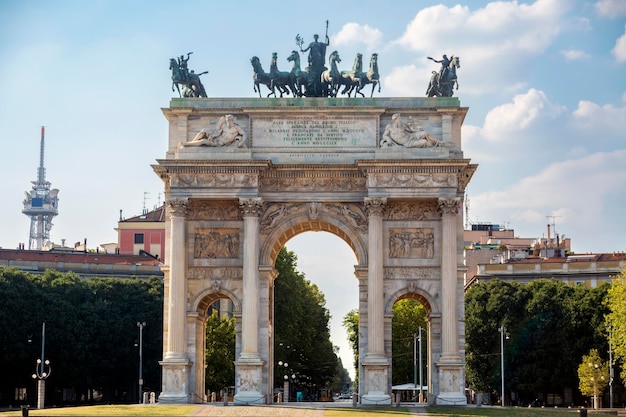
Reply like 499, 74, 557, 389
1, 0, 625, 380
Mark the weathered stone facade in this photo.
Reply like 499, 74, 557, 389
153, 97, 476, 405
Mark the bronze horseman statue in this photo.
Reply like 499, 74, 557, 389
170, 52, 209, 98
426, 54, 461, 97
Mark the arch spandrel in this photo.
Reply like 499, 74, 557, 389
258, 203, 368, 267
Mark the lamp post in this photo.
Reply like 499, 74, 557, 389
278, 361, 289, 402
31, 322, 51, 410
137, 322, 146, 404
498, 325, 509, 407
413, 327, 424, 403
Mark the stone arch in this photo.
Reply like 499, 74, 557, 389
385, 286, 438, 316
190, 288, 242, 404
259, 207, 368, 267
193, 287, 241, 315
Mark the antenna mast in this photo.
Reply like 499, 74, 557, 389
22, 127, 60, 250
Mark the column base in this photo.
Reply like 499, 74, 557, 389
234, 359, 265, 405
435, 360, 466, 406
361, 393, 392, 405
233, 391, 266, 405
159, 359, 191, 404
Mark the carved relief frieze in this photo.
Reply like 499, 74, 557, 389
389, 228, 434, 258
384, 267, 440, 280
368, 173, 456, 188
261, 176, 366, 192
188, 201, 242, 221
187, 267, 243, 280
325, 203, 368, 233
171, 173, 258, 188
385, 201, 440, 220
194, 228, 240, 258
260, 203, 305, 234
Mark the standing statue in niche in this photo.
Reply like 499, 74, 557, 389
185, 114, 247, 148
296, 20, 330, 96
169, 52, 209, 98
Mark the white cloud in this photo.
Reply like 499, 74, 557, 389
571, 98, 626, 137
482, 89, 565, 141
471, 150, 626, 250
333, 22, 383, 52
612, 24, 626, 62
560, 49, 590, 60
595, 0, 626, 17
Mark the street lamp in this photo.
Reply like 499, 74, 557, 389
31, 322, 51, 410
137, 322, 146, 404
278, 361, 290, 402
413, 327, 424, 403
498, 325, 509, 407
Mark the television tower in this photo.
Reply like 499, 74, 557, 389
22, 127, 59, 250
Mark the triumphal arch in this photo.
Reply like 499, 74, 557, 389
153, 96, 476, 405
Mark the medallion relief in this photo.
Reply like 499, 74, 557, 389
194, 228, 240, 258
389, 228, 434, 258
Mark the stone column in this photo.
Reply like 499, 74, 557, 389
438, 197, 461, 359
234, 197, 265, 404
159, 198, 191, 404
364, 197, 386, 359
362, 197, 391, 405
435, 197, 466, 405
164, 198, 189, 360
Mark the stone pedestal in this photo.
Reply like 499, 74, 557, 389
158, 360, 191, 404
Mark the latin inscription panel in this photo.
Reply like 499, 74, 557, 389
252, 115, 377, 148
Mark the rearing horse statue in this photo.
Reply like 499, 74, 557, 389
426, 55, 460, 97
287, 50, 308, 97
354, 53, 381, 98
169, 58, 207, 98
321, 50, 341, 97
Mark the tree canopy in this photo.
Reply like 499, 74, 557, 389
0, 267, 163, 406
465, 278, 609, 405
273, 247, 345, 396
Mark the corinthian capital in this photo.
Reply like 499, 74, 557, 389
364, 197, 387, 217
437, 197, 462, 216
239, 197, 263, 217
167, 198, 189, 217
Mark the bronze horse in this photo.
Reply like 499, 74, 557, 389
287, 50, 308, 97
321, 50, 341, 97
426, 55, 460, 97
269, 52, 295, 97
354, 53, 380, 98
169, 58, 207, 98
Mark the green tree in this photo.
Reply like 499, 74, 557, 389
578, 348, 609, 408
204, 310, 235, 394
466, 278, 609, 405
0, 267, 163, 405
606, 267, 626, 384
274, 247, 343, 395
391, 299, 427, 386
342, 308, 359, 387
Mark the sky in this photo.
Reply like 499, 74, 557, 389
1, 0, 625, 381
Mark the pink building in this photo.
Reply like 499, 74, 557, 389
116, 205, 165, 261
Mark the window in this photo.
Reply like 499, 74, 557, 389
134, 233, 144, 244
